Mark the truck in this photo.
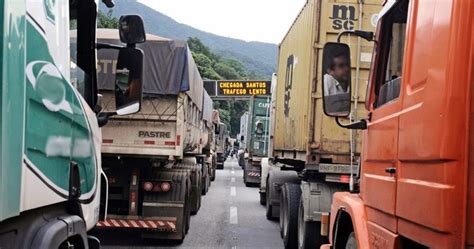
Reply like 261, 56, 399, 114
320, 0, 474, 248
242, 96, 271, 187
199, 90, 216, 191
259, 0, 381, 248
95, 30, 210, 242
238, 112, 250, 167
0, 1, 147, 248
213, 110, 228, 169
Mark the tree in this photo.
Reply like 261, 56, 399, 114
98, 10, 119, 29
223, 59, 247, 79
214, 62, 241, 80
187, 37, 252, 135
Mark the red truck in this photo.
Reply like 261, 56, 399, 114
320, 0, 474, 248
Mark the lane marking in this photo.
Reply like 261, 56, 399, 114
230, 186, 236, 196
231, 170, 235, 174
230, 206, 238, 224
231, 177, 235, 183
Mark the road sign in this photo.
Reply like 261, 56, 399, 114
204, 80, 271, 97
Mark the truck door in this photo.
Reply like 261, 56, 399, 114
361, 0, 408, 233
396, 1, 468, 246
24, 2, 78, 203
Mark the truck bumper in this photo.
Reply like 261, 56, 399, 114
96, 214, 181, 240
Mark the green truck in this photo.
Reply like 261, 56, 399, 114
241, 96, 271, 187
0, 1, 146, 248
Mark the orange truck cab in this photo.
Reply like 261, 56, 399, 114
320, 0, 474, 248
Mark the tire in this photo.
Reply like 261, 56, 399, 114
216, 163, 224, 170
265, 178, 274, 220
243, 166, 247, 184
266, 171, 300, 220
211, 162, 216, 181
260, 192, 266, 206
345, 232, 357, 249
184, 178, 192, 234
282, 184, 301, 249
211, 170, 216, 181
297, 198, 325, 249
279, 185, 287, 237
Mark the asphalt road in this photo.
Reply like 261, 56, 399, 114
94, 158, 284, 249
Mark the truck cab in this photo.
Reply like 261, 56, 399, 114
321, 0, 474, 248
0, 1, 145, 248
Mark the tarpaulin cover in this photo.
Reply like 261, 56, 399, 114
96, 29, 203, 110
202, 90, 213, 122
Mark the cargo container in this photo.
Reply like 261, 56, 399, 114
95, 29, 212, 242
241, 96, 271, 186
213, 110, 228, 169
237, 112, 250, 168
239, 112, 249, 151
259, 0, 381, 248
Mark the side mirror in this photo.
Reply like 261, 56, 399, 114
114, 47, 144, 115
322, 42, 352, 117
119, 15, 146, 45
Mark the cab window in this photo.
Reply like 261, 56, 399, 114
69, 0, 98, 107
373, 0, 408, 108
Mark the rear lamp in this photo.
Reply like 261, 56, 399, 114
143, 181, 154, 191
161, 182, 171, 192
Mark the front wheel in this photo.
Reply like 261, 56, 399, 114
345, 232, 357, 249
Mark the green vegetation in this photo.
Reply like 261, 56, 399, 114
188, 37, 250, 80
188, 37, 250, 136
97, 10, 119, 29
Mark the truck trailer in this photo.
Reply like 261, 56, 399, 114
238, 111, 249, 167
259, 0, 381, 248
95, 30, 211, 242
213, 110, 228, 169
0, 1, 147, 248
200, 91, 217, 187
242, 96, 271, 187
320, 0, 474, 248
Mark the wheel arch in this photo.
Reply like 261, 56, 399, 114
329, 192, 370, 249
333, 209, 354, 249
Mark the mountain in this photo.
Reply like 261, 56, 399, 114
100, 0, 278, 77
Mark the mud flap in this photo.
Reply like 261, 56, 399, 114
173, 163, 202, 214
140, 170, 190, 241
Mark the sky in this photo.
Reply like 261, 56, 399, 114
137, 0, 307, 44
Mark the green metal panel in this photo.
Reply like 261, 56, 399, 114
24, 19, 95, 195
0, 0, 26, 221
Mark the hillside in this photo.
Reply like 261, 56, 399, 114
101, 0, 278, 77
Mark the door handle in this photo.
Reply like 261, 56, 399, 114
385, 167, 396, 175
